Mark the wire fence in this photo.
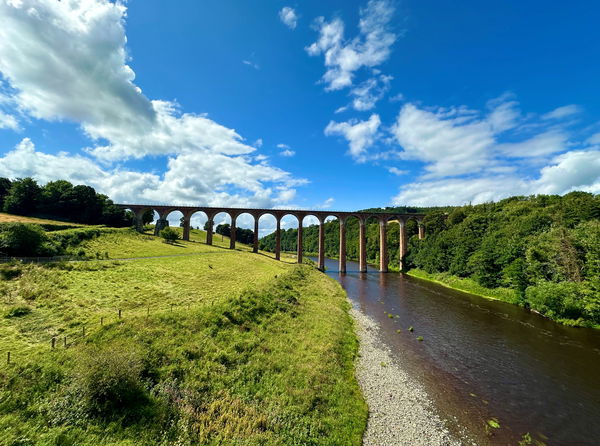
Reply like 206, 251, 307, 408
0, 255, 83, 264
3, 299, 203, 366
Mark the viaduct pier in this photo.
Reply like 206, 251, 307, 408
118, 204, 425, 272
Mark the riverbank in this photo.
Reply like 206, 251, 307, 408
406, 268, 600, 329
350, 307, 461, 446
406, 269, 517, 302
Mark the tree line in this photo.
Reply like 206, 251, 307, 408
0, 177, 131, 226
408, 192, 599, 326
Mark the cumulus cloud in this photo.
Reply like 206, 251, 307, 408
279, 6, 298, 30
306, 0, 396, 91
0, 138, 303, 207
392, 149, 600, 206
0, 0, 303, 207
325, 114, 381, 161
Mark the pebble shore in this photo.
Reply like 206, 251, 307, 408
351, 307, 463, 446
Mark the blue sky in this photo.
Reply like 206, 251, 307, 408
0, 0, 599, 231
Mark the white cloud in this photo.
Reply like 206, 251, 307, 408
350, 74, 392, 111
542, 104, 582, 120
0, 138, 305, 207
533, 150, 600, 194
279, 6, 298, 30
387, 167, 407, 176
242, 60, 260, 70
496, 130, 568, 158
306, 0, 396, 91
586, 132, 600, 145
393, 176, 528, 207
0, 0, 304, 207
276, 143, 295, 157
325, 114, 381, 161
392, 103, 497, 177
392, 150, 600, 206
0, 110, 19, 130
317, 197, 335, 209
390, 98, 579, 178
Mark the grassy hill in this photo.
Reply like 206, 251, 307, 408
0, 227, 366, 444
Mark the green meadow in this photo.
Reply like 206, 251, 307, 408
0, 228, 367, 445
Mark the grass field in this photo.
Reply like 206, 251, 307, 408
75, 226, 299, 263
0, 213, 84, 227
0, 229, 366, 445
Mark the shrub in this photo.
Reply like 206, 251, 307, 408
4, 305, 31, 318
160, 227, 179, 244
525, 281, 599, 323
71, 344, 148, 418
0, 223, 57, 257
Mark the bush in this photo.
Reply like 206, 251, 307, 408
160, 227, 179, 244
71, 344, 149, 418
4, 305, 32, 318
526, 281, 598, 323
0, 223, 57, 257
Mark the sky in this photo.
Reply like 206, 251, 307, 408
0, 0, 599, 232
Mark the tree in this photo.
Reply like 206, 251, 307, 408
0, 223, 55, 256
160, 227, 179, 244
3, 178, 41, 215
0, 178, 12, 209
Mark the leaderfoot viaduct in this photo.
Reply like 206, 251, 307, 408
118, 204, 426, 272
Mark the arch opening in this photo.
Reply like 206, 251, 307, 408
256, 213, 278, 259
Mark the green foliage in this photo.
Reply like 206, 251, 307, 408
3, 178, 41, 215
68, 344, 149, 418
159, 226, 180, 244
407, 193, 600, 327
215, 223, 254, 245
1, 177, 131, 226
0, 223, 57, 257
4, 305, 31, 318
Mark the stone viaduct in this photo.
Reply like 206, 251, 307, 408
117, 204, 426, 272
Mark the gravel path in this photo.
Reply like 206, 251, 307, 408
351, 307, 464, 446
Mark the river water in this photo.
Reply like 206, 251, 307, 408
316, 257, 600, 446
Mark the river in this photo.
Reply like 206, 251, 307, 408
315, 257, 600, 446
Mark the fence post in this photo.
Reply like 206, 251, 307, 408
63, 336, 67, 348
118, 309, 122, 319
7, 351, 10, 364
51, 337, 56, 349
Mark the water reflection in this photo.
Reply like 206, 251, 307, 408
319, 257, 600, 446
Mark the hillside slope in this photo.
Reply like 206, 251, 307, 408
0, 230, 366, 445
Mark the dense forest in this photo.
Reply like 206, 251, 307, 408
0, 177, 130, 226
408, 192, 600, 326
260, 193, 600, 327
